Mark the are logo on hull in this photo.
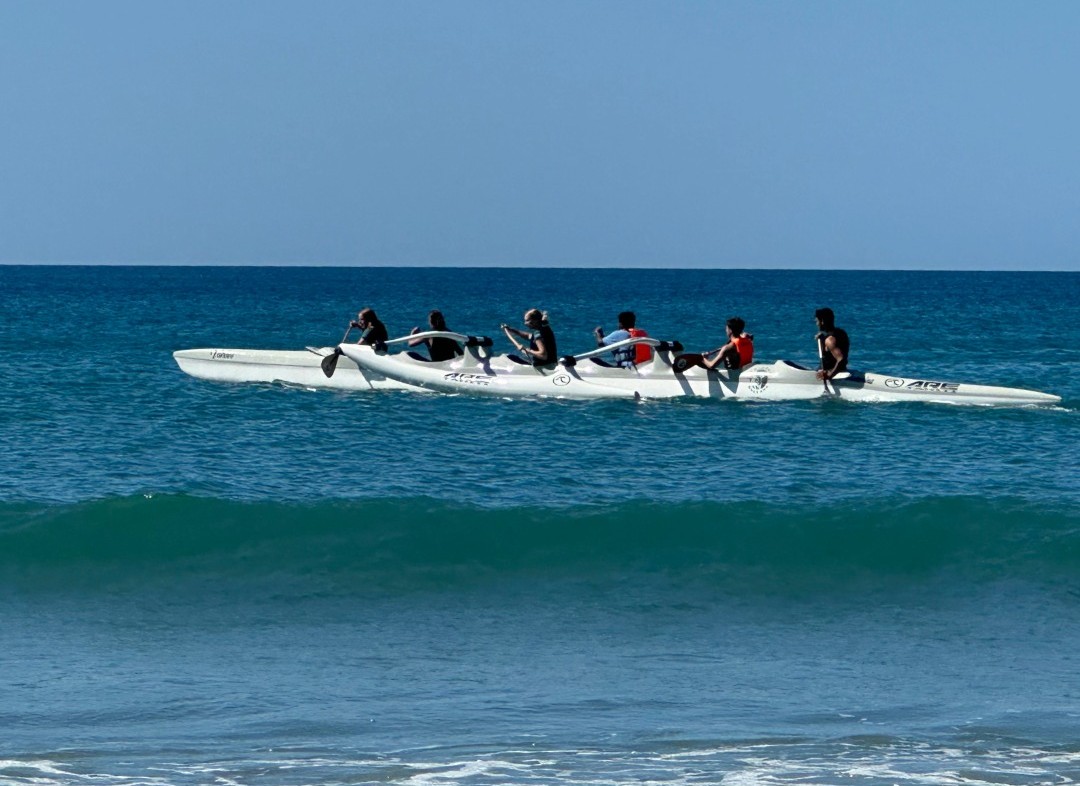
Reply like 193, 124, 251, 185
443, 372, 491, 387
907, 380, 959, 393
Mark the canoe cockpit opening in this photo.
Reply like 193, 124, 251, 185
507, 354, 531, 365
779, 360, 811, 370
654, 340, 684, 353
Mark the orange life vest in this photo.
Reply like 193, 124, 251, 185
628, 328, 652, 364
733, 333, 753, 366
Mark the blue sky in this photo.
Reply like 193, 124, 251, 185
2, 1, 1078, 269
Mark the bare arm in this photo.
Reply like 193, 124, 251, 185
816, 336, 846, 380
701, 341, 734, 370
526, 336, 548, 361
502, 324, 527, 352
501, 324, 530, 339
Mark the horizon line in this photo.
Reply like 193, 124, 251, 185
1, 261, 1077, 273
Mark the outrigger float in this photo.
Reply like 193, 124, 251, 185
172, 346, 418, 392
328, 331, 1061, 406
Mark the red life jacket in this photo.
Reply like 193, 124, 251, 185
628, 328, 652, 364
732, 333, 753, 366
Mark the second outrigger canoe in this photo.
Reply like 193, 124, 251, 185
337, 331, 1061, 406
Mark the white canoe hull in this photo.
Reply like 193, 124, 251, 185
172, 347, 417, 391
338, 344, 1061, 406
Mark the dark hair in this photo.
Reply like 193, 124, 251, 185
618, 311, 637, 329
524, 308, 549, 326
359, 307, 379, 323
428, 310, 448, 331
815, 308, 835, 328
726, 317, 746, 335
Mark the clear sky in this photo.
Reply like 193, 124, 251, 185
2, 1, 1078, 269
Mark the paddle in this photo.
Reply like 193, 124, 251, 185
673, 344, 723, 374
672, 353, 705, 373
321, 324, 354, 378
816, 331, 829, 391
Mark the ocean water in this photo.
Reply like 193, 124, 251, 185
1, 265, 1078, 786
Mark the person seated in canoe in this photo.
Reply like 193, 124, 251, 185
814, 307, 850, 381
352, 308, 389, 347
501, 309, 558, 366
408, 310, 464, 362
593, 311, 652, 367
701, 317, 754, 370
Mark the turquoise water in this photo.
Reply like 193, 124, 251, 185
1, 265, 1079, 785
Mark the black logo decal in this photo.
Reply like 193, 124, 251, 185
906, 380, 959, 393
884, 378, 904, 387
443, 372, 491, 387
552, 374, 571, 386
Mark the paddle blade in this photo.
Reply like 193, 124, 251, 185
672, 353, 704, 373
321, 348, 342, 378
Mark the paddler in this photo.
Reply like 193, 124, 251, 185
352, 308, 389, 347
594, 311, 652, 367
408, 310, 464, 361
701, 317, 754, 370
814, 307, 850, 380
501, 309, 558, 367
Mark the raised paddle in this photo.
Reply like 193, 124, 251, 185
320, 323, 355, 378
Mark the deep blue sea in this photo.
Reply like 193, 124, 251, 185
1, 265, 1079, 786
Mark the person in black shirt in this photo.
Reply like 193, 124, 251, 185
814, 307, 850, 380
353, 308, 389, 347
501, 309, 557, 366
408, 310, 463, 362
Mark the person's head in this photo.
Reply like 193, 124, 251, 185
617, 311, 637, 329
358, 307, 378, 326
815, 308, 835, 330
428, 310, 447, 331
726, 317, 746, 337
523, 308, 546, 328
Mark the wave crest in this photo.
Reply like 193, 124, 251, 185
1, 495, 1077, 590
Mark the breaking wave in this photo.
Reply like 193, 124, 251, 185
1, 494, 1078, 594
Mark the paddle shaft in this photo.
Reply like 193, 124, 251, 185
321, 324, 354, 378
816, 332, 829, 392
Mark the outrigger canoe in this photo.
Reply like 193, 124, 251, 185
337, 331, 1061, 406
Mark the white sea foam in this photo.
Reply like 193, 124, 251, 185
4, 738, 1080, 786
